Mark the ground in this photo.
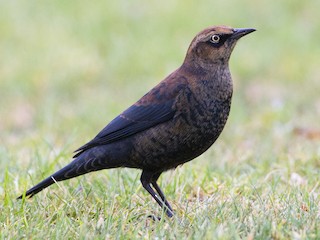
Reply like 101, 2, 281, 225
1, 0, 320, 239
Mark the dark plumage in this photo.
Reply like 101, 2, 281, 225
18, 26, 255, 217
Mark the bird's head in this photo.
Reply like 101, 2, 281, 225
184, 26, 255, 67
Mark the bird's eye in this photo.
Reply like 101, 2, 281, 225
210, 34, 220, 43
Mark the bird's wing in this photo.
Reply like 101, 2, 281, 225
73, 101, 175, 157
73, 76, 187, 157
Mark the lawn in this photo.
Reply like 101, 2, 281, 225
1, 0, 320, 239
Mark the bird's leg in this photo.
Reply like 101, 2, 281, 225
140, 171, 174, 218
151, 173, 173, 213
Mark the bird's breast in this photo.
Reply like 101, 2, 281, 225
177, 77, 232, 131
130, 97, 231, 171
128, 71, 233, 171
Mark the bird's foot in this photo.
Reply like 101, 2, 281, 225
147, 214, 161, 221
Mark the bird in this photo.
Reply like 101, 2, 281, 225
18, 26, 255, 218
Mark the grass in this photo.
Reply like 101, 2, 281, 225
1, 0, 320, 239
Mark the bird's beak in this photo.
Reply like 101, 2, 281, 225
232, 28, 256, 39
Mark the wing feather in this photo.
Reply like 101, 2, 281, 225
73, 100, 175, 157
73, 72, 188, 158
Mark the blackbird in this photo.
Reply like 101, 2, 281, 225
18, 26, 255, 218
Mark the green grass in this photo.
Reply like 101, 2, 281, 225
1, 0, 320, 239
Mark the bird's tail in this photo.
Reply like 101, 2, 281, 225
17, 156, 101, 199
17, 164, 72, 199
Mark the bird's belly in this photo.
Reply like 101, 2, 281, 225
129, 101, 231, 171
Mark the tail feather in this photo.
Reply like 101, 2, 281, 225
17, 147, 118, 199
17, 175, 56, 199
17, 162, 80, 199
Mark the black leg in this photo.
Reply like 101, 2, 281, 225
151, 173, 173, 213
140, 170, 174, 218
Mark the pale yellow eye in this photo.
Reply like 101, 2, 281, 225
210, 34, 220, 43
